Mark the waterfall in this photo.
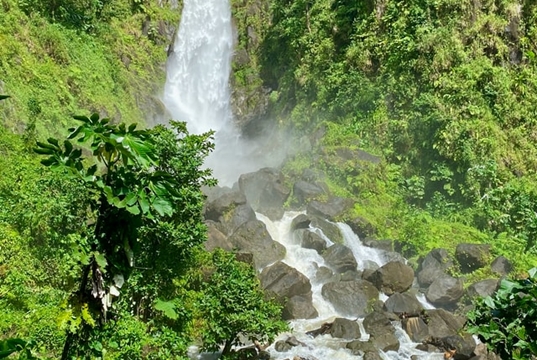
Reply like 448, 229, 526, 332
163, 0, 233, 135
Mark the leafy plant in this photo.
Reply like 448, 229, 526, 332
467, 268, 537, 359
34, 114, 215, 359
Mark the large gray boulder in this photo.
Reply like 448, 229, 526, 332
260, 261, 312, 301
346, 216, 377, 239
417, 248, 453, 288
238, 167, 290, 220
366, 261, 414, 295
322, 244, 357, 273
204, 220, 233, 251
293, 180, 326, 206
306, 197, 354, 221
426, 309, 466, 338
310, 216, 343, 243
298, 229, 327, 253
467, 279, 499, 299
321, 280, 379, 317
204, 189, 257, 235
455, 243, 491, 273
426, 274, 464, 308
282, 295, 318, 320
329, 318, 362, 340
383, 292, 424, 315
228, 220, 286, 269
363, 311, 400, 352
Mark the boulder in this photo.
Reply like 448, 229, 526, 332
455, 243, 491, 273
306, 197, 354, 221
260, 261, 312, 301
346, 340, 378, 356
363, 238, 393, 252
329, 318, 361, 340
274, 336, 305, 352
363, 311, 400, 352
442, 334, 476, 360
426, 274, 464, 308
291, 214, 311, 231
293, 180, 325, 206
238, 167, 290, 220
228, 220, 286, 269
402, 316, 429, 342
467, 279, 499, 299
490, 256, 513, 276
366, 261, 414, 295
283, 295, 318, 320
321, 280, 379, 317
204, 220, 233, 251
322, 244, 357, 273
299, 230, 327, 253
426, 309, 466, 338
310, 216, 343, 243
346, 217, 377, 239
383, 292, 424, 315
204, 188, 247, 221
417, 248, 453, 288
315, 266, 335, 283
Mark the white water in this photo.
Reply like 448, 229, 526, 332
163, 0, 287, 187
257, 212, 445, 360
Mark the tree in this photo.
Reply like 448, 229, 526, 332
193, 249, 288, 358
34, 114, 215, 359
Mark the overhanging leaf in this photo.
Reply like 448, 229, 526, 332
154, 300, 178, 320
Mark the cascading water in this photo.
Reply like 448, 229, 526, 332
257, 212, 446, 360
163, 0, 286, 186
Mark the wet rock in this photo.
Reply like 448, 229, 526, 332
417, 248, 453, 288
455, 243, 491, 273
383, 292, 424, 315
260, 261, 312, 302
299, 229, 327, 253
490, 256, 513, 276
366, 261, 414, 295
329, 318, 361, 340
274, 336, 305, 352
310, 216, 343, 243
426, 274, 464, 308
346, 217, 377, 239
467, 279, 499, 299
321, 280, 379, 317
346, 340, 377, 355
363, 311, 400, 352
363, 352, 383, 360
291, 214, 311, 231
238, 167, 290, 220
229, 220, 286, 269
283, 294, 318, 320
306, 197, 354, 221
315, 266, 334, 282
402, 316, 429, 342
322, 244, 357, 273
293, 180, 325, 206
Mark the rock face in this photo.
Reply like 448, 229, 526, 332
426, 274, 464, 308
238, 168, 290, 220
321, 280, 379, 317
228, 220, 286, 269
455, 243, 491, 273
363, 311, 400, 352
322, 244, 357, 273
366, 261, 414, 295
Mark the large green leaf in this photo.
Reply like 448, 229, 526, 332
154, 300, 178, 320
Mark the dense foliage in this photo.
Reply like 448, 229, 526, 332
467, 268, 537, 358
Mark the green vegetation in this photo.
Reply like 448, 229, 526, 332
467, 268, 537, 358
